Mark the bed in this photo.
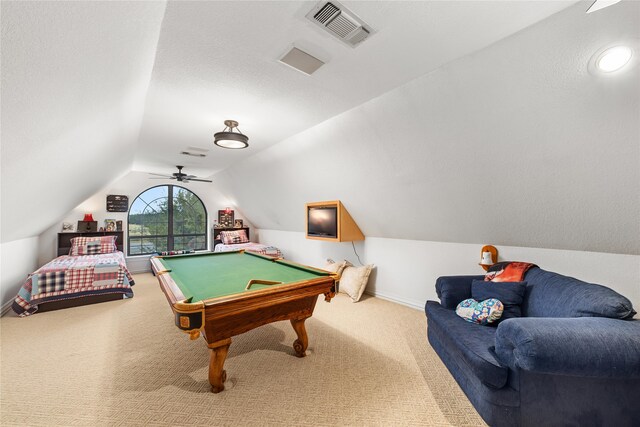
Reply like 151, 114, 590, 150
213, 229, 283, 258
12, 234, 134, 316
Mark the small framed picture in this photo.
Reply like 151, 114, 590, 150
234, 219, 243, 228
62, 222, 75, 232
105, 219, 117, 232
218, 210, 234, 228
116, 220, 123, 231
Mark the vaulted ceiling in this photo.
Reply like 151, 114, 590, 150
2, 0, 638, 256
133, 0, 577, 176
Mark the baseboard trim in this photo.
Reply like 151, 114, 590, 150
125, 256, 152, 274
364, 289, 424, 311
1, 299, 14, 317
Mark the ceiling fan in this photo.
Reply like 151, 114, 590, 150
148, 165, 212, 183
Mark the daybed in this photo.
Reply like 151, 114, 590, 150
425, 264, 640, 426
213, 229, 282, 258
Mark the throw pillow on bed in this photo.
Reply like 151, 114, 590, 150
220, 230, 249, 244
456, 298, 504, 325
69, 236, 117, 256
472, 279, 526, 321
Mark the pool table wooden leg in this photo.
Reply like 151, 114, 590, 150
290, 317, 309, 357
208, 338, 231, 393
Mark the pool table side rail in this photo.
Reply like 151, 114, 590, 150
151, 256, 206, 339
201, 275, 337, 307
200, 275, 337, 345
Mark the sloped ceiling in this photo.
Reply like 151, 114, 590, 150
3, 0, 637, 256
133, 0, 577, 176
213, 1, 640, 255
0, 1, 166, 242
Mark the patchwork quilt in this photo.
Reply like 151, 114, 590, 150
12, 252, 134, 316
214, 242, 283, 258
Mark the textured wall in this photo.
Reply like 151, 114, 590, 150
0, 1, 166, 243
1, 237, 39, 308
257, 229, 640, 314
214, 2, 640, 255
37, 171, 252, 265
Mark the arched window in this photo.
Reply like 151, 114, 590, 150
128, 185, 207, 255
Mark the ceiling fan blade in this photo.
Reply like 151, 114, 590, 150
148, 173, 173, 177
189, 178, 213, 183
149, 177, 175, 179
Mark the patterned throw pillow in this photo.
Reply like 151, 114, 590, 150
69, 236, 117, 256
472, 279, 526, 321
456, 298, 504, 325
220, 230, 249, 244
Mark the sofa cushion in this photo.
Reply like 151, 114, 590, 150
522, 268, 636, 319
472, 280, 526, 321
456, 298, 504, 325
426, 301, 508, 389
435, 275, 484, 309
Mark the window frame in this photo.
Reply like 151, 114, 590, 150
127, 184, 208, 256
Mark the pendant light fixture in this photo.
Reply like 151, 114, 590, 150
213, 120, 249, 149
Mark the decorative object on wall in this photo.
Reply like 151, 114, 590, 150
148, 166, 212, 183
62, 222, 75, 232
213, 120, 249, 149
106, 195, 129, 212
218, 209, 234, 228
234, 219, 243, 228
105, 219, 117, 232
116, 220, 123, 231
479, 245, 498, 271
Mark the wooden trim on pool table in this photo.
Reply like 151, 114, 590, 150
151, 256, 206, 339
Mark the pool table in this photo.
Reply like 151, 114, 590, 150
150, 250, 338, 393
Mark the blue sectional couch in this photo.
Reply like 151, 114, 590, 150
425, 267, 640, 426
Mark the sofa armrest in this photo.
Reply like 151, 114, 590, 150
495, 317, 640, 378
435, 275, 484, 309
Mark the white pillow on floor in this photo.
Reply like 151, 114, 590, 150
340, 264, 374, 302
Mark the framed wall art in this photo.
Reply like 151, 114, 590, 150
218, 210, 234, 228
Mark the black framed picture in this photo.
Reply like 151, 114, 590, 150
234, 219, 243, 228
218, 210, 234, 228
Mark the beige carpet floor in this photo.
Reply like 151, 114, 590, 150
1, 273, 485, 426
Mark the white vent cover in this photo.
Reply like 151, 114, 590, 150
279, 47, 325, 75
306, 1, 374, 48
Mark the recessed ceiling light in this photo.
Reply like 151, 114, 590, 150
597, 46, 632, 72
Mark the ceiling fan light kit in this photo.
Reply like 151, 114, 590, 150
214, 120, 249, 149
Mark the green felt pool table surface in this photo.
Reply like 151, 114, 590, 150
156, 251, 331, 302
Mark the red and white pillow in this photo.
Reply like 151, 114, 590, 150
69, 236, 118, 256
219, 230, 249, 245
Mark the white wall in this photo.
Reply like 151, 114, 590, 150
1, 237, 39, 309
37, 171, 254, 266
257, 229, 640, 314
214, 2, 640, 256
1, 1, 166, 243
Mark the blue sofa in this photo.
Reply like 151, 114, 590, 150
425, 267, 640, 426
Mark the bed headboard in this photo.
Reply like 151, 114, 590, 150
212, 227, 250, 247
57, 231, 124, 256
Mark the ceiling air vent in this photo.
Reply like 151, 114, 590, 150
306, 1, 374, 48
